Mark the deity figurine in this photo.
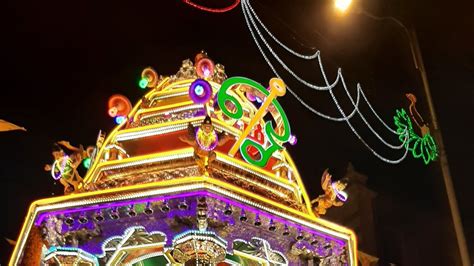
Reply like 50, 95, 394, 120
311, 169, 348, 216
44, 141, 93, 194
179, 116, 232, 175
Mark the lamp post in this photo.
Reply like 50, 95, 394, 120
335, 1, 471, 265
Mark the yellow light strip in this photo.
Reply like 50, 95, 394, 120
133, 100, 195, 121
213, 170, 288, 198
146, 79, 221, 99
116, 117, 200, 135
81, 117, 129, 185
146, 77, 171, 97
146, 79, 192, 98
114, 115, 240, 142
149, 87, 189, 100
212, 119, 241, 137
90, 148, 193, 182
283, 150, 315, 217
86, 147, 296, 197
99, 148, 194, 171
215, 152, 298, 193
140, 104, 203, 120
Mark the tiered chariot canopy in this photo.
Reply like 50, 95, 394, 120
10, 53, 357, 265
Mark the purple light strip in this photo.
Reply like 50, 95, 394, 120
35, 191, 203, 226
205, 192, 345, 244
34, 190, 346, 244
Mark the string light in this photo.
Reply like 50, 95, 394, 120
241, 0, 411, 163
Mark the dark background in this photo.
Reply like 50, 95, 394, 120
1, 0, 472, 265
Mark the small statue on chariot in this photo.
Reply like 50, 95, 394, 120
180, 116, 232, 175
44, 141, 94, 194
311, 169, 348, 216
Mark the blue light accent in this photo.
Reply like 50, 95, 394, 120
195, 85, 204, 96
115, 116, 126, 124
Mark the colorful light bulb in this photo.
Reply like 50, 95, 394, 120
139, 78, 148, 89
82, 157, 91, 169
289, 135, 297, 145
115, 116, 126, 124
194, 85, 204, 96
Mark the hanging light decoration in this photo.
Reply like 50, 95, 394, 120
182, 0, 241, 13
127, 205, 137, 217
282, 224, 290, 236
239, 209, 247, 222
94, 210, 105, 222
144, 202, 154, 215
109, 208, 120, 220
254, 214, 262, 226
268, 219, 276, 231
78, 213, 88, 224
161, 201, 170, 212
64, 215, 74, 226
184, 0, 428, 165
224, 203, 233, 216
239, 0, 413, 164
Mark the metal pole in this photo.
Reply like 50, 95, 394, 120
357, 9, 471, 265
409, 28, 471, 266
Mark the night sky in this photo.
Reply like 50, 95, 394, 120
1, 0, 473, 265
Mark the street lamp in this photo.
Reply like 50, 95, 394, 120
334, 0, 352, 12
335, 2, 472, 265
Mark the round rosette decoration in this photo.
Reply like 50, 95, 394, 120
189, 79, 212, 104
195, 53, 215, 79
140, 67, 159, 89
108, 94, 132, 117
394, 108, 438, 164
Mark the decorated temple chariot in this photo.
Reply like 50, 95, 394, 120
10, 52, 356, 265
